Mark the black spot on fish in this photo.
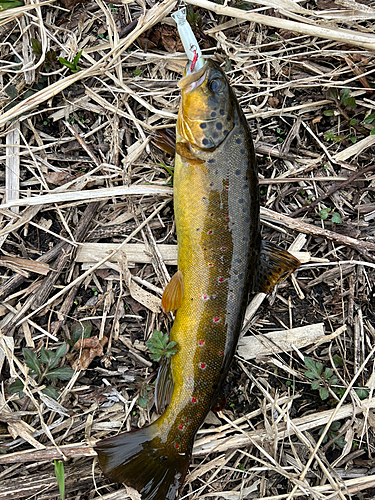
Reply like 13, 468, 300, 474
242, 208, 247, 213
203, 138, 209, 146
236, 138, 242, 144
213, 132, 218, 139
238, 199, 244, 204
220, 110, 225, 116
208, 158, 215, 164
240, 148, 245, 154
235, 169, 241, 175
216, 122, 223, 130
243, 236, 249, 242
211, 111, 216, 118
235, 258, 242, 263
239, 273, 244, 279
227, 115, 231, 121
239, 129, 244, 134
200, 123, 206, 129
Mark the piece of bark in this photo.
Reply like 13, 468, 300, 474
261, 207, 375, 261
237, 323, 325, 360
0, 255, 49, 276
290, 164, 375, 218
0, 239, 65, 302
31, 202, 100, 310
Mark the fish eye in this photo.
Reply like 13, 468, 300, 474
209, 78, 224, 93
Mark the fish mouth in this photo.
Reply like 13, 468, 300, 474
178, 62, 208, 93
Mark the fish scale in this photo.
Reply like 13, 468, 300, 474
95, 60, 300, 500
165, 86, 260, 449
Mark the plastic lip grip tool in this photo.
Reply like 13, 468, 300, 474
171, 7, 205, 74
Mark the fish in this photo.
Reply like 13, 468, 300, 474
95, 60, 300, 500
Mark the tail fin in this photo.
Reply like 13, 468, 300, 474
95, 422, 191, 500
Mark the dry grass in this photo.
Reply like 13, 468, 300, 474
1, 0, 375, 499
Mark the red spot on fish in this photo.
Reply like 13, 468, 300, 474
198, 340, 205, 346
218, 277, 224, 282
220, 351, 224, 355
213, 317, 221, 323
208, 263, 213, 267
199, 362, 207, 369
225, 186, 229, 190
198, 413, 202, 417
178, 424, 184, 430
221, 247, 226, 251
225, 216, 230, 220
202, 295, 209, 301
226, 225, 230, 229
229, 294, 234, 300
210, 213, 214, 217
191, 397, 197, 403
207, 230, 213, 235
187, 376, 192, 382
175, 444, 179, 449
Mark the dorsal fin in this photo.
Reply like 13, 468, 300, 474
161, 270, 184, 313
256, 241, 300, 293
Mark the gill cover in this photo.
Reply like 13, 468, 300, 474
178, 61, 235, 150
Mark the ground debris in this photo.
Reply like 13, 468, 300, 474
0, 0, 375, 498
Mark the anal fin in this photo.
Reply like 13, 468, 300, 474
155, 356, 174, 414
161, 270, 184, 313
256, 240, 300, 293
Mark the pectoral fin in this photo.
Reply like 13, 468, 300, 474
151, 128, 176, 156
256, 241, 300, 293
161, 270, 184, 313
155, 356, 174, 414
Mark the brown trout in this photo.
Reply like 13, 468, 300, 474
95, 60, 300, 500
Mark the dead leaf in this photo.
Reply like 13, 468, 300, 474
60, 0, 84, 10
138, 25, 183, 53
268, 95, 280, 108
312, 115, 323, 125
71, 336, 108, 370
44, 171, 75, 186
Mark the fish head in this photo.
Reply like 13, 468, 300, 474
178, 61, 235, 151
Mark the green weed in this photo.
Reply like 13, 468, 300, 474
54, 460, 65, 500
146, 330, 178, 362
59, 50, 82, 73
318, 208, 343, 224
304, 357, 339, 400
8, 345, 74, 400
318, 421, 346, 449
